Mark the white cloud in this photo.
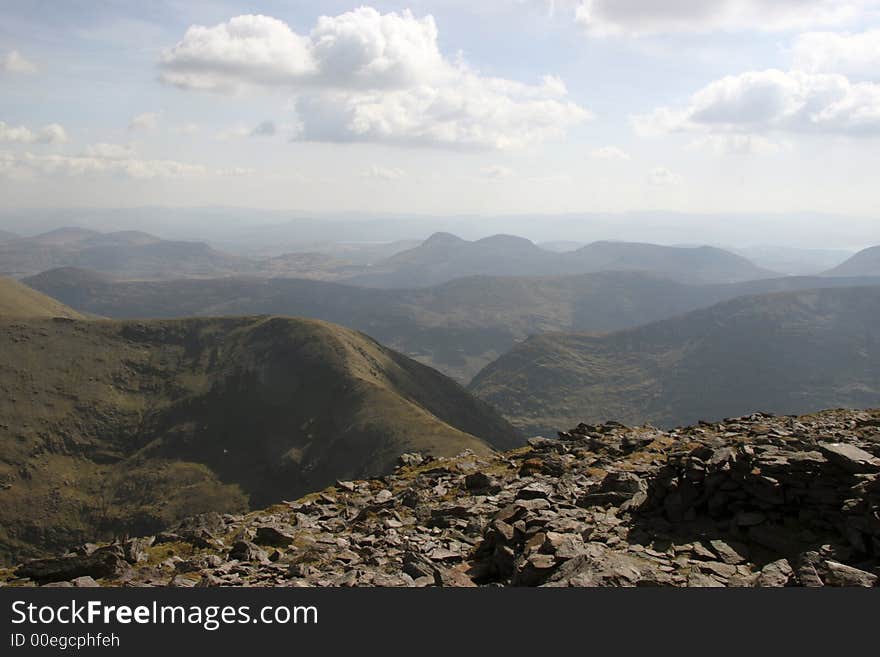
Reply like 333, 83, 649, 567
649, 167, 682, 186
574, 0, 876, 36
633, 69, 880, 136
159, 14, 314, 92
591, 145, 630, 160
1, 50, 36, 74
215, 126, 251, 141
0, 143, 245, 180
176, 123, 202, 135
159, 9, 590, 149
0, 121, 68, 144
686, 134, 788, 155
526, 172, 573, 184
128, 112, 160, 131
82, 143, 136, 159
481, 165, 515, 179
361, 165, 405, 180
792, 30, 880, 79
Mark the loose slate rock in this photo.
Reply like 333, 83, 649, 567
254, 526, 296, 547
16, 547, 128, 584
819, 443, 880, 473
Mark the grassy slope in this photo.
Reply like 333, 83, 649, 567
0, 315, 518, 563
0, 278, 84, 320
470, 287, 880, 435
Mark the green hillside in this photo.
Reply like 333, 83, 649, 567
0, 277, 85, 320
0, 315, 519, 563
470, 287, 880, 435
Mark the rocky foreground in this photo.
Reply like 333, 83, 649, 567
3, 409, 880, 588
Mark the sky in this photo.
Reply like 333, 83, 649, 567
2, 0, 880, 218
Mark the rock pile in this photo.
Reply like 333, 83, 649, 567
2, 409, 878, 587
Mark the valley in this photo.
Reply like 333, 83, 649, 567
0, 279, 517, 563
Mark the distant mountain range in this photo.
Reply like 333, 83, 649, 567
347, 233, 777, 287
11, 226, 877, 289
470, 286, 880, 435
0, 227, 251, 279
3, 208, 875, 253
0, 279, 519, 562
26, 267, 880, 382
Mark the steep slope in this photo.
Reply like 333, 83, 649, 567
470, 287, 880, 434
346, 233, 775, 288
825, 245, 880, 277
0, 315, 519, 563
0, 277, 84, 319
26, 269, 880, 383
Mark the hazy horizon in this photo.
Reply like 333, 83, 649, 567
3, 1, 880, 225
0, 206, 877, 252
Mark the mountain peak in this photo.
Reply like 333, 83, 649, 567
476, 234, 538, 249
422, 232, 466, 246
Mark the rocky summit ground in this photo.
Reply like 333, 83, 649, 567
3, 408, 879, 588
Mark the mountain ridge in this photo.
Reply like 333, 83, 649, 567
0, 277, 85, 320
0, 313, 519, 563
25, 267, 880, 382
345, 233, 777, 288
470, 286, 880, 434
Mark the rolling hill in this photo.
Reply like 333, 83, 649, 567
0, 228, 253, 279
0, 313, 519, 563
347, 233, 776, 288
824, 245, 880, 277
571, 241, 776, 284
469, 286, 880, 435
0, 277, 85, 320
26, 268, 880, 383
